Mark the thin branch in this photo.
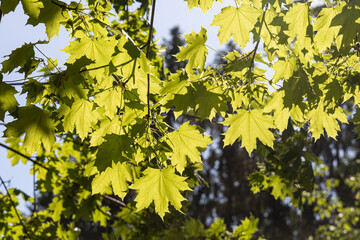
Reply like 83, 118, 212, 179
34, 46, 61, 73
145, 0, 157, 120
0, 176, 32, 239
0, 143, 50, 171
205, 44, 231, 61
249, 6, 267, 72
104, 195, 127, 207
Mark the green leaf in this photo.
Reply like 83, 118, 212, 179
234, 216, 258, 240
21, 0, 43, 19
223, 109, 275, 154
330, 3, 360, 49
63, 36, 117, 67
94, 87, 123, 118
130, 166, 191, 219
314, 3, 342, 53
26, 0, 67, 39
185, 0, 220, 13
90, 117, 121, 147
167, 121, 212, 174
92, 161, 132, 199
0, 82, 18, 121
176, 27, 207, 73
95, 134, 133, 172
307, 102, 347, 140
211, 5, 262, 48
5, 105, 55, 154
284, 3, 310, 48
0, 0, 20, 15
272, 57, 298, 83
59, 99, 100, 140
1, 43, 35, 74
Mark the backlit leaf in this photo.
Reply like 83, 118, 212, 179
167, 121, 212, 174
131, 166, 191, 219
211, 5, 262, 48
223, 109, 275, 154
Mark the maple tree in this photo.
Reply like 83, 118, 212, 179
1, 0, 360, 239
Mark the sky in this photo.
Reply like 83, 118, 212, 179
0, 0, 237, 212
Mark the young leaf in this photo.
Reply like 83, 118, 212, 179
95, 134, 133, 172
223, 109, 274, 154
26, 0, 68, 39
59, 99, 100, 140
5, 105, 55, 154
0, 82, 18, 121
211, 5, 262, 48
21, 0, 43, 19
176, 27, 208, 73
1, 43, 35, 74
185, 0, 220, 14
131, 166, 191, 219
307, 102, 347, 140
92, 161, 133, 200
167, 121, 212, 174
63, 36, 117, 67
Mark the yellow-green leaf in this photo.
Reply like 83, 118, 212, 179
176, 27, 208, 73
211, 5, 262, 48
130, 167, 191, 219
59, 99, 100, 140
223, 109, 274, 154
5, 105, 55, 154
167, 121, 212, 174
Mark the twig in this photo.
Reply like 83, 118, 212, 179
0, 143, 50, 171
249, 6, 267, 72
145, 0, 157, 120
34, 46, 61, 73
104, 195, 127, 207
0, 176, 32, 239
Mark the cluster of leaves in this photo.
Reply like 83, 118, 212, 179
1, 0, 360, 238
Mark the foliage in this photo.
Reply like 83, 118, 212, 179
0, 0, 360, 239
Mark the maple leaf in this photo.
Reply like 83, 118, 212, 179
92, 161, 133, 200
167, 121, 212, 174
58, 99, 100, 140
223, 109, 275, 154
4, 105, 55, 154
0, 82, 18, 121
185, 0, 221, 13
176, 27, 208, 73
21, 0, 43, 19
95, 134, 133, 172
271, 57, 298, 82
307, 102, 347, 140
63, 36, 117, 67
94, 87, 123, 118
330, 3, 360, 49
1, 0, 20, 14
27, 0, 67, 39
1, 43, 35, 74
211, 5, 262, 48
314, 3, 342, 53
284, 3, 310, 48
130, 166, 191, 219
90, 117, 122, 147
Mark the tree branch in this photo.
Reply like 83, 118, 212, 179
0, 176, 32, 239
0, 143, 50, 171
